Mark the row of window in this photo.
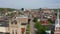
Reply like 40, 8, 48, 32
11, 20, 27, 25
12, 30, 24, 34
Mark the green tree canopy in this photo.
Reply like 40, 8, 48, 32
33, 17, 38, 22
35, 22, 47, 34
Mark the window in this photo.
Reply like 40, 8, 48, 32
5, 33, 10, 34
21, 28, 25, 34
16, 31, 17, 34
21, 23, 27, 25
22, 32, 24, 34
11, 20, 17, 24
14, 20, 17, 24
11, 22, 13, 24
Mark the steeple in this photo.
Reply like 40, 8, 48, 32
54, 9, 60, 34
55, 9, 60, 30
57, 9, 59, 24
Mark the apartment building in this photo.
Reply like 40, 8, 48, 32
0, 15, 28, 34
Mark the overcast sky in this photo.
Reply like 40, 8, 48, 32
0, 0, 60, 9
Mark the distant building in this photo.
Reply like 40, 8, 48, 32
0, 15, 28, 34
40, 19, 48, 25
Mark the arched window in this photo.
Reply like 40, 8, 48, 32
11, 20, 17, 24
14, 20, 17, 24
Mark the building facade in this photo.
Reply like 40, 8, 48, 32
0, 15, 28, 34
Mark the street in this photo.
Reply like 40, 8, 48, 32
30, 18, 35, 34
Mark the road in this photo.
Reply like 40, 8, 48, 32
30, 18, 35, 34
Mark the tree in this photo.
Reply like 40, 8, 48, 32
38, 29, 46, 34
33, 17, 47, 34
39, 8, 42, 11
21, 8, 24, 11
35, 22, 46, 34
0, 8, 4, 11
48, 19, 54, 24
33, 17, 38, 22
